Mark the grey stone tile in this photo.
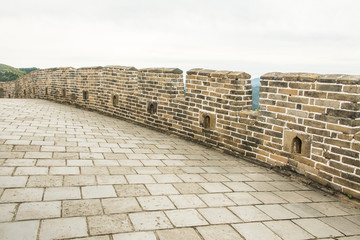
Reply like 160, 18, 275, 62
198, 208, 241, 224
264, 220, 314, 240
296, 190, 335, 202
27, 176, 63, 187
269, 181, 302, 191
225, 192, 262, 205
224, 174, 252, 181
157, 228, 202, 240
320, 217, 360, 235
0, 188, 44, 203
114, 184, 150, 197
81, 166, 109, 175
165, 209, 208, 227
201, 173, 230, 182
0, 203, 17, 222
282, 203, 325, 218
246, 182, 278, 191
44, 187, 81, 201
244, 173, 272, 181
0, 176, 28, 188
274, 191, 311, 203
200, 182, 232, 193
102, 197, 141, 214
0, 220, 39, 240
199, 193, 236, 207
126, 174, 156, 184
50, 166, 79, 175
307, 202, 349, 216
82, 185, 117, 199
153, 174, 182, 183
257, 204, 299, 220
62, 199, 103, 217
177, 174, 207, 182
88, 214, 132, 235
169, 194, 207, 209
223, 182, 256, 192
229, 206, 271, 222
145, 183, 179, 195
137, 196, 175, 210
173, 183, 207, 194
197, 224, 244, 240
96, 175, 127, 185
293, 218, 343, 238
233, 222, 281, 240
64, 175, 96, 186
16, 201, 61, 220
39, 217, 87, 240
129, 211, 172, 230
250, 192, 287, 204
113, 232, 157, 240
0, 167, 15, 175
134, 167, 162, 174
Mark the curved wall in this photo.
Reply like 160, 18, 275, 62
1, 66, 359, 199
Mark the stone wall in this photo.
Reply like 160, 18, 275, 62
1, 66, 359, 198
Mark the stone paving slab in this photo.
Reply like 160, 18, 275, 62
0, 99, 360, 240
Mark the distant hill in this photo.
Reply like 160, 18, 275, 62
251, 78, 261, 110
0, 64, 39, 82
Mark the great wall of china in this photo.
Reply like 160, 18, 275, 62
0, 66, 359, 198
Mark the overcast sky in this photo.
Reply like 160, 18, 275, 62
1, 0, 359, 78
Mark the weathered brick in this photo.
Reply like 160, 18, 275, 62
323, 152, 340, 161
326, 124, 353, 134
316, 84, 342, 92
342, 157, 360, 167
304, 91, 326, 98
278, 88, 298, 95
267, 106, 286, 113
269, 154, 288, 163
289, 82, 312, 90
352, 142, 360, 151
302, 105, 326, 114
276, 101, 296, 108
329, 161, 355, 173
334, 177, 360, 191
314, 99, 340, 108
343, 85, 360, 93
316, 164, 341, 176
303, 119, 325, 128
294, 155, 315, 167
327, 109, 359, 119
287, 109, 308, 118
341, 102, 360, 111
286, 123, 306, 131
332, 147, 359, 158
288, 96, 309, 104
277, 114, 296, 123
328, 93, 359, 102
260, 86, 277, 93
269, 81, 288, 88
306, 127, 330, 137
324, 138, 351, 148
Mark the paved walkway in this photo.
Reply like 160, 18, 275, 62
0, 99, 360, 240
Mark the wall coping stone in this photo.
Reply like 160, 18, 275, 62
187, 68, 251, 79
139, 68, 183, 74
261, 72, 360, 84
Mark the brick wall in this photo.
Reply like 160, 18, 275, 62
256, 72, 360, 198
1, 67, 359, 198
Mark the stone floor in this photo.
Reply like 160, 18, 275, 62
0, 99, 360, 240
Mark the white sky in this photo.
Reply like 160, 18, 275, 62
1, 0, 359, 78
